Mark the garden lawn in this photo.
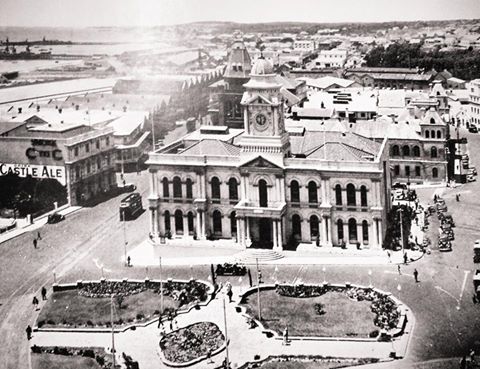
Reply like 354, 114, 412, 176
259, 357, 379, 369
37, 290, 177, 327
242, 290, 377, 337
31, 353, 101, 369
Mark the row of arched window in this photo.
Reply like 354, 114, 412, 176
289, 180, 319, 204
290, 215, 369, 243
164, 209, 237, 236
390, 145, 438, 158
425, 130, 442, 139
161, 176, 239, 201
334, 184, 368, 207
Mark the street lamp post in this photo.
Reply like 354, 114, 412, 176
322, 266, 326, 283
159, 257, 164, 314
122, 210, 128, 266
223, 297, 230, 369
368, 269, 372, 287
256, 258, 262, 321
398, 208, 404, 254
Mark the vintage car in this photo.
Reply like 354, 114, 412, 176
474, 270, 480, 300
474, 241, 480, 263
47, 212, 65, 224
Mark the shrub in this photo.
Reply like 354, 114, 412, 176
31, 345, 41, 354
314, 303, 326, 315
37, 320, 45, 328
82, 349, 95, 358
254, 354, 261, 360
369, 329, 380, 338
136, 313, 145, 320
46, 319, 55, 325
96, 355, 105, 366
86, 320, 94, 327
153, 309, 160, 315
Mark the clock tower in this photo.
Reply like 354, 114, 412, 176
239, 57, 290, 162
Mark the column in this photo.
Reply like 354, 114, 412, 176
236, 218, 240, 243
320, 216, 327, 246
280, 178, 285, 202
239, 217, 246, 248
183, 214, 189, 238
372, 218, 379, 248
150, 208, 157, 237
377, 219, 383, 248
357, 223, 363, 246
272, 220, 278, 249
343, 222, 349, 246
246, 217, 251, 242
326, 216, 332, 246
201, 211, 206, 239
277, 219, 283, 250
240, 175, 247, 200
301, 218, 310, 243
196, 211, 201, 239
275, 177, 281, 202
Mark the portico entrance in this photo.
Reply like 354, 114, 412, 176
249, 217, 273, 249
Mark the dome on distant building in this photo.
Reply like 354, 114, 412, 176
251, 57, 274, 76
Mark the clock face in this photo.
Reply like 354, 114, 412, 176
255, 113, 267, 127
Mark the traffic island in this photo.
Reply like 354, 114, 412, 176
159, 322, 226, 367
240, 283, 407, 341
36, 278, 213, 330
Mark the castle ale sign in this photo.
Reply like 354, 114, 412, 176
0, 163, 66, 185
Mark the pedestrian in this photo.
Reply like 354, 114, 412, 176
413, 269, 419, 283
387, 250, 391, 263
33, 238, 37, 249
41, 286, 47, 300
403, 252, 408, 264
37, 231, 42, 240
282, 326, 289, 345
258, 271, 263, 284
415, 236, 418, 245
207, 350, 214, 364
32, 296, 39, 310
158, 314, 163, 329
456, 194, 460, 202
26, 325, 32, 340
169, 319, 173, 331
127, 256, 131, 267
398, 265, 402, 275
460, 355, 467, 369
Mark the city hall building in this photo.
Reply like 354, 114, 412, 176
146, 59, 391, 250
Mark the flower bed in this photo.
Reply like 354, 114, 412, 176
274, 284, 400, 331
78, 279, 209, 308
160, 322, 225, 365
31, 345, 113, 368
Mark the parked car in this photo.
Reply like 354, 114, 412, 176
47, 212, 65, 224
468, 166, 477, 176
469, 125, 478, 133
467, 174, 476, 182
437, 204, 448, 213
439, 239, 452, 252
474, 241, 480, 263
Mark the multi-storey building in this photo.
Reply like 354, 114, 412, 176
469, 79, 480, 127
0, 118, 116, 205
147, 58, 391, 251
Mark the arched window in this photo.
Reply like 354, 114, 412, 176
162, 177, 169, 197
228, 178, 238, 201
412, 146, 420, 157
346, 183, 356, 206
259, 179, 268, 207
430, 117, 435, 124
425, 130, 430, 139
230, 211, 237, 236
348, 218, 357, 242
431, 130, 435, 139
310, 215, 319, 239
290, 180, 300, 203
391, 145, 400, 156
360, 185, 368, 207
292, 214, 301, 239
174, 209, 183, 234
402, 145, 410, 157
308, 181, 318, 204
337, 219, 344, 242
211, 177, 221, 200
432, 167, 439, 178
362, 220, 369, 243
431, 146, 438, 158
164, 210, 171, 232
187, 211, 194, 234
173, 176, 182, 198
186, 178, 193, 199
335, 184, 342, 205
213, 210, 222, 235
437, 130, 442, 139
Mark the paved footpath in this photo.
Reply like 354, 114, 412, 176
31, 287, 400, 369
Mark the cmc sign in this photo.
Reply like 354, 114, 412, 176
0, 163, 66, 186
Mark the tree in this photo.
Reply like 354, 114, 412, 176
115, 295, 124, 310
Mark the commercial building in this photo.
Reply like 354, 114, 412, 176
146, 58, 390, 251
344, 67, 435, 90
0, 118, 116, 206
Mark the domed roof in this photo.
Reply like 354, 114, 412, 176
251, 57, 274, 75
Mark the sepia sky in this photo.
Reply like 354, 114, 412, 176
1, 0, 479, 27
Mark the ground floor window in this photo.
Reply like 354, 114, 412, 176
292, 214, 301, 239
230, 212, 237, 236
348, 218, 357, 242
187, 211, 194, 235
175, 210, 183, 234
213, 210, 222, 236
337, 219, 344, 242
164, 211, 171, 232
310, 215, 319, 239
362, 220, 369, 243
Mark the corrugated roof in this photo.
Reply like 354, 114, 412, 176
178, 139, 240, 156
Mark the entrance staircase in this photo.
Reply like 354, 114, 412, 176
234, 248, 284, 264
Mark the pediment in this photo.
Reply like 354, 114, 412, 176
240, 156, 282, 169
242, 93, 273, 106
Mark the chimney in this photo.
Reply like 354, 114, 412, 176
18, 107, 22, 114
36, 105, 40, 112
123, 106, 127, 112
59, 108, 62, 114
75, 105, 79, 111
